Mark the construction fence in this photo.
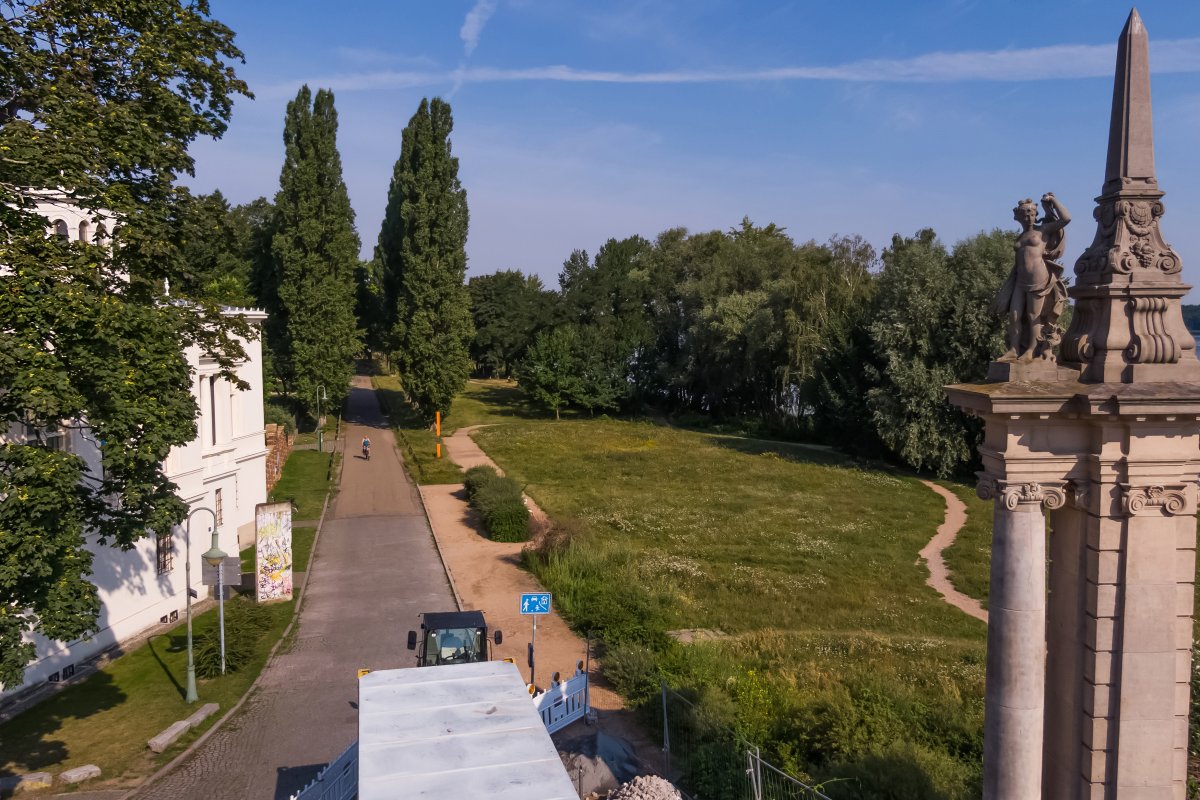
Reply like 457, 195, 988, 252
660, 684, 832, 800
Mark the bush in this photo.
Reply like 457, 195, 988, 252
465, 465, 530, 542
194, 598, 273, 679
464, 464, 500, 500
603, 644, 660, 705
264, 401, 295, 436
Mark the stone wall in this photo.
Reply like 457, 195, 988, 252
264, 423, 293, 492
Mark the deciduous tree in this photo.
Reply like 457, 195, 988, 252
0, 0, 249, 687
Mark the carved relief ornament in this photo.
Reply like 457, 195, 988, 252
1075, 199, 1180, 276
976, 478, 1067, 511
1120, 484, 1187, 516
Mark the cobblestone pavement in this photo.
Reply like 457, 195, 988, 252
132, 375, 455, 800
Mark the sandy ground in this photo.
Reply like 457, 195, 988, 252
918, 480, 988, 623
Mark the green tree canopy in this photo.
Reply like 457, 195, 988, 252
467, 270, 554, 378
0, 0, 250, 687
518, 327, 582, 420
265, 85, 362, 414
864, 228, 1011, 475
377, 97, 473, 421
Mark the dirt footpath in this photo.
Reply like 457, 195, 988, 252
918, 480, 988, 623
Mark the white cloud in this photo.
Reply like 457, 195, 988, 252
461, 0, 499, 57
271, 36, 1200, 96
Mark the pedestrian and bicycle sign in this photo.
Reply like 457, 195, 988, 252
520, 592, 551, 615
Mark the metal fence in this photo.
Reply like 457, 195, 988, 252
290, 741, 358, 800
661, 684, 832, 800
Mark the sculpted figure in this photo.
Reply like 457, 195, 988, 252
993, 193, 1071, 361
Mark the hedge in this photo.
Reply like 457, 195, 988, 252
464, 465, 530, 542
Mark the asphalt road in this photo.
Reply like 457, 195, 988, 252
132, 375, 455, 800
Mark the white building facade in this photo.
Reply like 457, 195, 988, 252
1, 204, 269, 698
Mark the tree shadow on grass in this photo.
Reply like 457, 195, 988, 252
704, 434, 851, 468
0, 671, 125, 775
455, 383, 550, 424
147, 634, 187, 700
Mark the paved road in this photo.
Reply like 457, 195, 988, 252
134, 375, 455, 800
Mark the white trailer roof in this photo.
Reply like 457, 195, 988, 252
357, 660, 577, 799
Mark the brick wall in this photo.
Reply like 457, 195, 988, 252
264, 423, 292, 492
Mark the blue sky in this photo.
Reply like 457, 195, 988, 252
187, 1, 1200, 294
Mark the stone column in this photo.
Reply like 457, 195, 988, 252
977, 479, 1064, 800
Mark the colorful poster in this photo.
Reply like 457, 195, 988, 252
255, 501, 293, 602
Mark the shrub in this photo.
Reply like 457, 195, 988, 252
464, 464, 500, 500
464, 465, 530, 541
483, 499, 530, 542
194, 598, 273, 678
264, 401, 296, 436
603, 643, 660, 705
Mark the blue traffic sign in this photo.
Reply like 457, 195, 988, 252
520, 592, 552, 615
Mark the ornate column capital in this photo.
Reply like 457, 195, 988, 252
1119, 484, 1188, 516
977, 478, 1067, 511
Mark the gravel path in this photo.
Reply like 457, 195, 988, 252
918, 480, 988, 624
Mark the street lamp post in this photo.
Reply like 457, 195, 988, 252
201, 530, 229, 675
184, 507, 218, 703
315, 384, 327, 453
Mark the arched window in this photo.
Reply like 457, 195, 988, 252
77, 221, 89, 242
94, 223, 108, 244
53, 219, 69, 239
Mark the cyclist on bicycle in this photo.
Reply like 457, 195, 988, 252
361, 436, 371, 460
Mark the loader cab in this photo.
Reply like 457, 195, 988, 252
407, 610, 502, 667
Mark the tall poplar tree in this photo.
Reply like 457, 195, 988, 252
267, 86, 362, 413
376, 97, 472, 420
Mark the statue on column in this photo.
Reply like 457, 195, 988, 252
993, 193, 1071, 361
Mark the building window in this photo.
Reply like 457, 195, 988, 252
156, 531, 173, 574
77, 220, 89, 242
94, 223, 108, 244
53, 219, 69, 239
209, 378, 218, 445
215, 487, 223, 525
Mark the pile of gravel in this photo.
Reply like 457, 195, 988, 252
607, 774, 682, 800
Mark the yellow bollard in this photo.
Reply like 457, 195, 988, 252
436, 442, 441, 459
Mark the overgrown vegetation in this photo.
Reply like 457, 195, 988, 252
464, 465, 530, 542
476, 417, 986, 796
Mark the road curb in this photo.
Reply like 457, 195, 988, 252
415, 484, 465, 612
122, 463, 337, 800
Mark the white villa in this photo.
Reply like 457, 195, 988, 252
0, 200, 270, 700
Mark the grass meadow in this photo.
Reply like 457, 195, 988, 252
471, 412, 989, 798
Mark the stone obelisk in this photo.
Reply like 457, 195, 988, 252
949, 10, 1199, 799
